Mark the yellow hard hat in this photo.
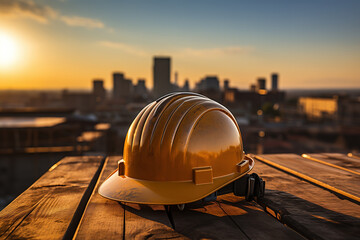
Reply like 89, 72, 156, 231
99, 92, 254, 204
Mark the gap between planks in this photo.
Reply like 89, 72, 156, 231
71, 157, 108, 239
64, 156, 105, 239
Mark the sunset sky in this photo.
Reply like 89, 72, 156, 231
0, 0, 359, 90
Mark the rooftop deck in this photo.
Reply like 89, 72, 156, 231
0, 117, 66, 128
0, 153, 359, 239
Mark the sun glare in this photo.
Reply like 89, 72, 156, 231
0, 32, 19, 68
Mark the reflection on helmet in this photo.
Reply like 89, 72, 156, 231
99, 92, 255, 205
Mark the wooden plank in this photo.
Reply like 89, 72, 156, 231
254, 154, 360, 205
347, 153, 360, 160
124, 201, 251, 239
303, 153, 360, 174
74, 157, 126, 239
0, 156, 104, 240
124, 198, 297, 239
74, 156, 186, 239
258, 154, 360, 198
318, 153, 360, 166
76, 156, 303, 239
252, 157, 360, 240
216, 194, 304, 239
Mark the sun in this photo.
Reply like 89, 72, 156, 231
0, 32, 19, 68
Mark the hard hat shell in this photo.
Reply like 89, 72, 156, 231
99, 92, 254, 204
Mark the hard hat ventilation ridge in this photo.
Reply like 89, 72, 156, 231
99, 92, 254, 205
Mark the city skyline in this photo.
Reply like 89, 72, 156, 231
0, 0, 360, 90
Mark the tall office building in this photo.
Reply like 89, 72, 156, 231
113, 72, 124, 99
196, 76, 220, 92
113, 72, 133, 101
195, 76, 221, 101
257, 78, 266, 91
224, 79, 229, 91
271, 73, 278, 91
153, 57, 171, 98
183, 79, 190, 92
134, 79, 148, 98
93, 79, 106, 103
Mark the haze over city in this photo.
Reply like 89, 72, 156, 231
0, 0, 359, 90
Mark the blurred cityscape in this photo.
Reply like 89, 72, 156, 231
0, 55, 359, 208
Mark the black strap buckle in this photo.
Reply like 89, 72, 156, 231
204, 173, 265, 202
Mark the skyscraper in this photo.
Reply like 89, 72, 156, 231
257, 78, 266, 91
113, 72, 124, 99
195, 76, 221, 101
224, 79, 229, 91
113, 72, 133, 101
134, 79, 148, 98
271, 73, 278, 91
153, 57, 171, 98
93, 79, 106, 103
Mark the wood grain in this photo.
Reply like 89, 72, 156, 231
74, 156, 187, 240
74, 156, 127, 239
3, 153, 359, 240
216, 194, 304, 239
258, 153, 360, 197
252, 157, 360, 240
0, 156, 104, 240
325, 153, 360, 163
75, 156, 304, 240
309, 153, 360, 171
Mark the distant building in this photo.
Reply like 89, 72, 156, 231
224, 88, 285, 113
296, 96, 360, 124
0, 108, 110, 201
113, 72, 124, 99
153, 57, 171, 98
338, 97, 360, 126
195, 76, 221, 101
182, 79, 190, 92
196, 76, 220, 92
250, 84, 256, 92
224, 79, 229, 91
93, 79, 106, 104
133, 79, 148, 101
172, 71, 180, 92
297, 95, 360, 125
271, 73, 278, 91
123, 78, 133, 99
26, 91, 63, 108
113, 72, 133, 102
298, 97, 338, 120
62, 90, 95, 112
257, 78, 266, 91
174, 71, 178, 86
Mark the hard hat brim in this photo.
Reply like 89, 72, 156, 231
98, 155, 255, 205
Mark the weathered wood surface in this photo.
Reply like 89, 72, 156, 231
0, 156, 104, 240
74, 156, 185, 239
253, 156, 360, 240
1, 153, 360, 240
73, 157, 127, 239
74, 156, 186, 239
258, 153, 360, 198
74, 156, 302, 239
306, 153, 360, 172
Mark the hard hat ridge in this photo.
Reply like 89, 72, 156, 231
99, 92, 254, 205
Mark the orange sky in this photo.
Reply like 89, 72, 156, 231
0, 0, 359, 90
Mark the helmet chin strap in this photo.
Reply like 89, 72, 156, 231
163, 173, 266, 229
164, 205, 176, 229
200, 173, 266, 202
